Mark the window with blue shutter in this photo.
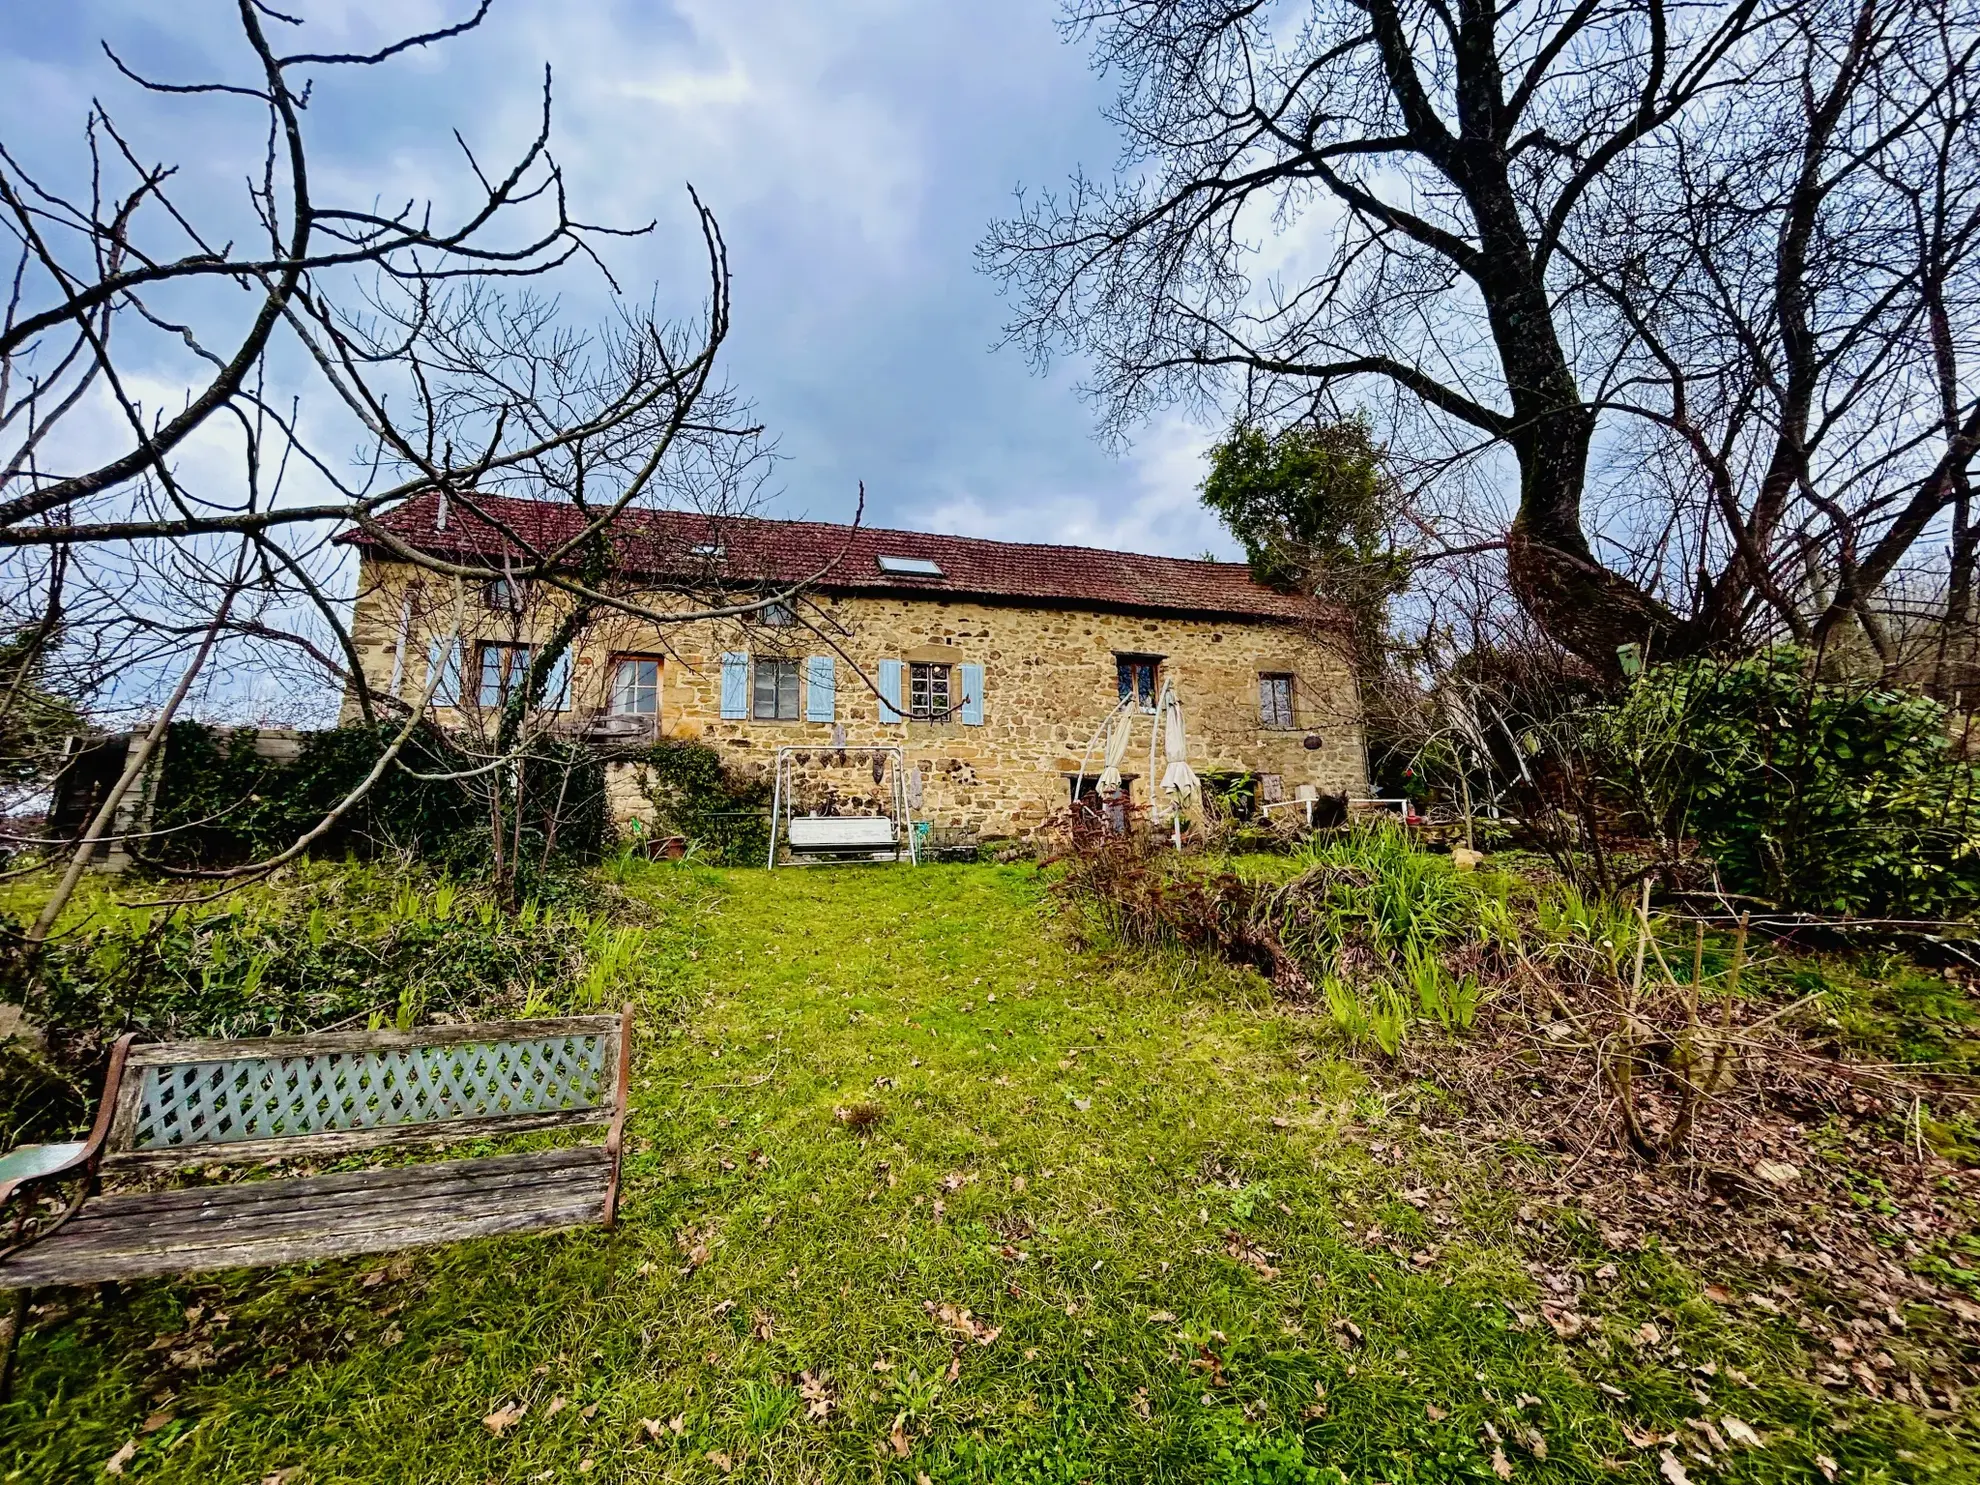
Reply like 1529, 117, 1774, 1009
805, 656, 836, 721
720, 652, 749, 719
958, 662, 984, 725
877, 658, 904, 722
425, 638, 462, 706
544, 649, 572, 711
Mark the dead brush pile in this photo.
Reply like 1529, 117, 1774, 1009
1053, 818, 1980, 1404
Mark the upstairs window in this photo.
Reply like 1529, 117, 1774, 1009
909, 662, 951, 720
483, 576, 526, 613
477, 642, 533, 708
753, 657, 801, 720
1259, 673, 1296, 730
1117, 654, 1160, 711
611, 657, 659, 716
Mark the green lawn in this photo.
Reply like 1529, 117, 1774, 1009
3, 862, 1967, 1482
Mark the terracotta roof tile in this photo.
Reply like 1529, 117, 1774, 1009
350, 492, 1328, 625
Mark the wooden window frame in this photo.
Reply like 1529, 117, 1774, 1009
483, 576, 526, 613
477, 641, 533, 709
608, 655, 662, 717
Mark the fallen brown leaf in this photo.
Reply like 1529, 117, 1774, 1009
105, 1440, 139, 1476
483, 1402, 526, 1436
924, 1300, 1001, 1346
799, 1369, 837, 1422
1490, 1444, 1513, 1480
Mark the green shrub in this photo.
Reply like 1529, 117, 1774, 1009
1604, 649, 1980, 915
9, 863, 645, 1143
146, 721, 610, 872
637, 739, 770, 866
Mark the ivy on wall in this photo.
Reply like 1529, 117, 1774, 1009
146, 721, 611, 871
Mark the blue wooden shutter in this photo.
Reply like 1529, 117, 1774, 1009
805, 656, 835, 721
720, 652, 749, 719
425, 638, 461, 706
959, 662, 984, 725
878, 658, 904, 722
544, 649, 572, 710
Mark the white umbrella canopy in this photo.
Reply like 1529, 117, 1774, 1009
1159, 685, 1201, 812
1096, 704, 1136, 795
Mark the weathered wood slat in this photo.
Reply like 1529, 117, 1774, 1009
100, 1108, 609, 1169
1, 1151, 611, 1287
122, 1016, 622, 1066
43, 1175, 606, 1258
61, 1151, 605, 1235
2, 1193, 605, 1287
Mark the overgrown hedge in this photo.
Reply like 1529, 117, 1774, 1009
636, 739, 770, 865
146, 721, 612, 871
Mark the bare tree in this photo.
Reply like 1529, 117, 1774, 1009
0, 2, 818, 908
982, 0, 1980, 672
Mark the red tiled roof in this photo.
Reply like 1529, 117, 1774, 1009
348, 492, 1328, 624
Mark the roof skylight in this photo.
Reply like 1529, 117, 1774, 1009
876, 554, 943, 576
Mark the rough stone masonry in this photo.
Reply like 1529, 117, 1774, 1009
341, 497, 1368, 841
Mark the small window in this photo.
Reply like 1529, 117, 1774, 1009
611, 657, 660, 716
1259, 673, 1296, 729
484, 576, 526, 613
477, 642, 533, 708
876, 555, 943, 576
909, 662, 951, 720
1117, 655, 1159, 711
759, 599, 797, 628
753, 657, 801, 720
690, 541, 724, 560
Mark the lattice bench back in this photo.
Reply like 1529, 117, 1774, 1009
102, 1014, 630, 1167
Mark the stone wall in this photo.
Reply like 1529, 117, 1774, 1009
347, 560, 1367, 838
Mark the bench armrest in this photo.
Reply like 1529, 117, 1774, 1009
0, 1034, 132, 1217
0, 1142, 89, 1212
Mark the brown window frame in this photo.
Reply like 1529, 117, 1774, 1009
476, 641, 533, 709
609, 654, 662, 716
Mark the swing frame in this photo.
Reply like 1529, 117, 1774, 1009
766, 745, 919, 868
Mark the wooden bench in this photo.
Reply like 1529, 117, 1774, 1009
0, 1008, 633, 1291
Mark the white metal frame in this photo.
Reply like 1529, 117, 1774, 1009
766, 745, 918, 869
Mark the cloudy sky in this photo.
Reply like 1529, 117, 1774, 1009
1, 0, 1244, 561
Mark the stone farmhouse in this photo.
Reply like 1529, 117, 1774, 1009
343, 493, 1367, 839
